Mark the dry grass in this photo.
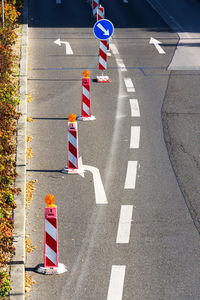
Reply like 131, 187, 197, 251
25, 236, 37, 253
26, 147, 34, 160
26, 180, 38, 207
25, 272, 36, 294
27, 136, 33, 143
27, 94, 33, 103
27, 117, 34, 122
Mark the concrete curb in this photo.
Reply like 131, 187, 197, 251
10, 1, 28, 299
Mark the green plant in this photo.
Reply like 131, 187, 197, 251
0, 271, 11, 297
0, 0, 22, 294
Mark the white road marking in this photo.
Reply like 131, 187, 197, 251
83, 164, 108, 204
97, 23, 110, 36
124, 78, 135, 92
149, 37, 166, 54
107, 265, 126, 300
130, 99, 140, 117
54, 39, 73, 55
116, 205, 133, 243
124, 161, 138, 189
110, 43, 119, 55
65, 42, 73, 55
130, 126, 140, 149
116, 58, 127, 72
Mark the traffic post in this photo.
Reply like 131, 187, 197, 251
97, 5, 104, 21
35, 194, 67, 275
77, 71, 96, 121
92, 0, 99, 17
98, 40, 110, 82
62, 114, 84, 174
97, 6, 111, 57
93, 19, 114, 82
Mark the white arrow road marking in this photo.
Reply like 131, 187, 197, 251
116, 205, 133, 244
78, 157, 85, 178
54, 38, 73, 55
97, 23, 110, 36
149, 37, 166, 54
78, 158, 107, 204
84, 165, 107, 204
107, 265, 126, 300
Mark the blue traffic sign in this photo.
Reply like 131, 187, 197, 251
93, 19, 114, 40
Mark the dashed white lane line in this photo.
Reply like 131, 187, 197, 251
130, 99, 140, 117
124, 161, 138, 189
116, 205, 133, 243
130, 126, 140, 149
116, 58, 127, 72
110, 43, 119, 55
107, 265, 126, 300
124, 78, 135, 92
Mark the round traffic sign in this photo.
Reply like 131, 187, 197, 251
93, 19, 114, 40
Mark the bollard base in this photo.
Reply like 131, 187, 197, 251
96, 76, 111, 83
35, 263, 67, 275
61, 167, 84, 175
77, 115, 96, 121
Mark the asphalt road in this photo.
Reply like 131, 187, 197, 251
26, 0, 200, 299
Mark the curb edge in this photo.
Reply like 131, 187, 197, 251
10, 1, 28, 299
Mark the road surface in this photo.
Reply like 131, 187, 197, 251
25, 0, 200, 299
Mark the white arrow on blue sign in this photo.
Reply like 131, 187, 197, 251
93, 19, 114, 40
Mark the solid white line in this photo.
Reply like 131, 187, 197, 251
124, 161, 138, 189
116, 205, 133, 243
116, 58, 127, 72
107, 265, 126, 300
130, 126, 140, 149
129, 99, 140, 117
110, 43, 119, 55
124, 78, 135, 92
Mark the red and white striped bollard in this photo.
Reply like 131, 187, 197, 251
35, 194, 67, 275
77, 71, 96, 121
97, 5, 104, 21
97, 40, 110, 83
92, 0, 99, 17
62, 114, 84, 174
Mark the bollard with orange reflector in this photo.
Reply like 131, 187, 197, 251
35, 194, 67, 275
77, 71, 96, 121
62, 114, 84, 174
